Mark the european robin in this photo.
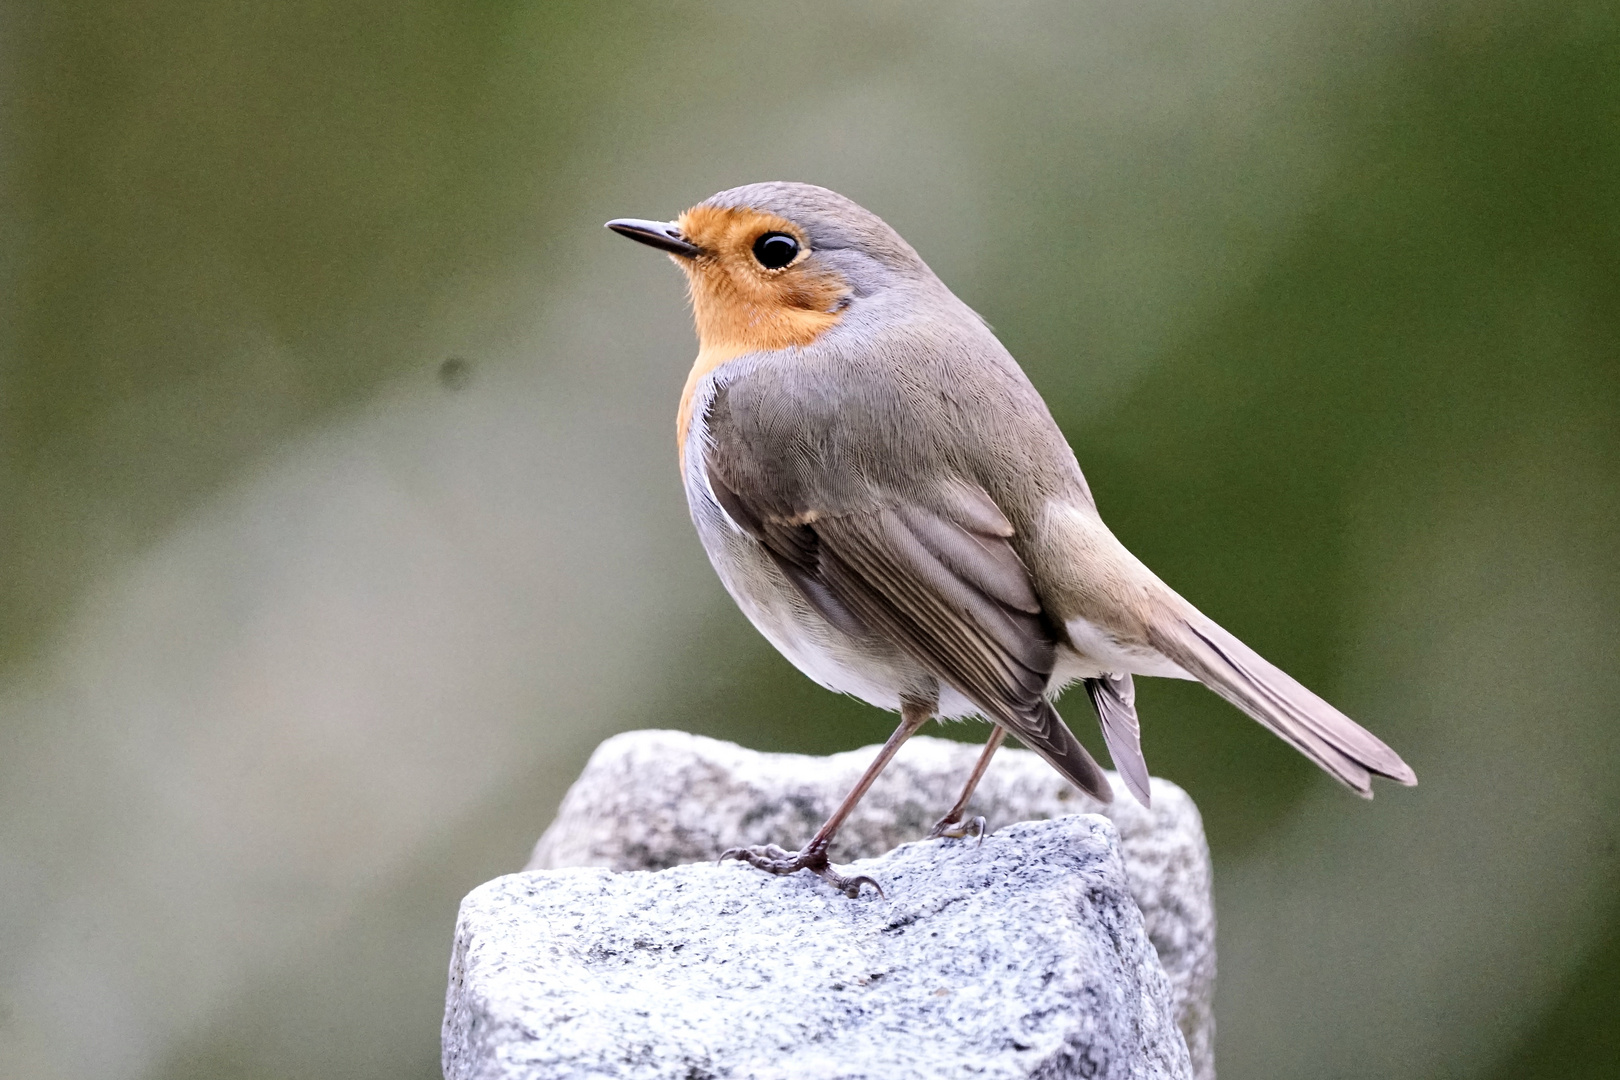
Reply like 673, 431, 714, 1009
608, 183, 1415, 896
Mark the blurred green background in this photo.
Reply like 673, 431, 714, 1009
2, 2, 1616, 1077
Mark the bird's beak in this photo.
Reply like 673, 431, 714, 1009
605, 218, 703, 258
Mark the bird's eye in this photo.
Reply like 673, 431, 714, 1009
752, 232, 800, 270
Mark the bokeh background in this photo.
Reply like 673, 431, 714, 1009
2, 2, 1616, 1077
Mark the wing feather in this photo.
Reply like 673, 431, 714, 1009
705, 452, 1110, 801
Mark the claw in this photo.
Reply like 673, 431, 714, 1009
928, 814, 988, 845
926, 816, 984, 848
821, 869, 885, 900
719, 842, 883, 898
719, 843, 797, 870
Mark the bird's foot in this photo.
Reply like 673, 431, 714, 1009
719, 841, 883, 899
927, 814, 988, 844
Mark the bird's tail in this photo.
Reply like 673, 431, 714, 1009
1148, 609, 1416, 797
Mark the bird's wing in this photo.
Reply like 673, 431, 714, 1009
705, 459, 1112, 802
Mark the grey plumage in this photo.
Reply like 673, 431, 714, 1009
653, 181, 1415, 809
705, 460, 1112, 801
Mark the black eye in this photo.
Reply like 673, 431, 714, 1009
752, 231, 800, 270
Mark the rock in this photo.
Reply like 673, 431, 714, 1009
446, 815, 1193, 1080
528, 730, 1215, 1079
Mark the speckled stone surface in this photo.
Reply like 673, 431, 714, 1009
527, 730, 1214, 1077
447, 815, 1192, 1080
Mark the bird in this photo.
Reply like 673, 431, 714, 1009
606, 182, 1415, 897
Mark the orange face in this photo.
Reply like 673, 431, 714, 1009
672, 205, 852, 451
674, 204, 850, 355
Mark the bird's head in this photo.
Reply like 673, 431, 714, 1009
608, 182, 930, 359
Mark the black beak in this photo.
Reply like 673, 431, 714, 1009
605, 218, 703, 258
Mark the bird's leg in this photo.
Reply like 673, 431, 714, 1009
721, 691, 937, 898
928, 725, 1007, 842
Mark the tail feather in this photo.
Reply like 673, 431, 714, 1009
1086, 674, 1151, 807
1149, 613, 1417, 796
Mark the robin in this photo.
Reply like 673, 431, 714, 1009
608, 182, 1415, 897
